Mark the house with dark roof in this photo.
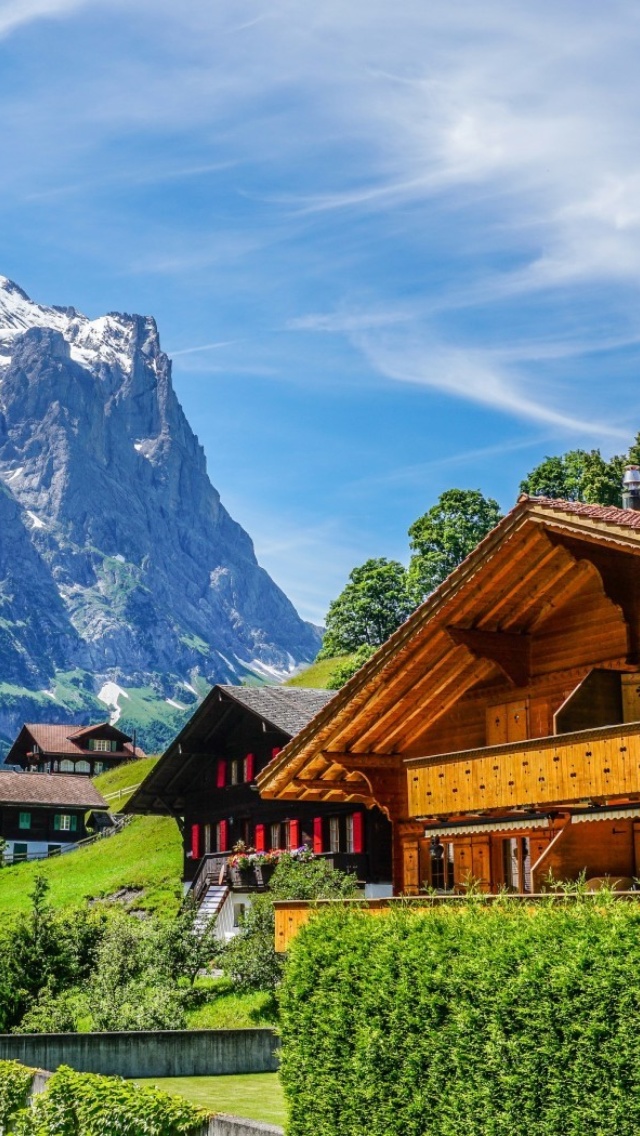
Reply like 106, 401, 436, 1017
0, 770, 109, 863
126, 685, 392, 934
258, 489, 640, 936
5, 722, 141, 777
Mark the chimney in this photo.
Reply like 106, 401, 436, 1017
622, 465, 640, 510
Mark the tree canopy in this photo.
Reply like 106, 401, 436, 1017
407, 488, 502, 604
520, 434, 640, 506
318, 558, 413, 659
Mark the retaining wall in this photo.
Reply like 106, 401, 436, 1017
201, 1116, 283, 1136
0, 1029, 279, 1079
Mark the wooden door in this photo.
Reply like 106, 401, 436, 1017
402, 842, 420, 893
487, 700, 529, 745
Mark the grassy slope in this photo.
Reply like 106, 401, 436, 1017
0, 756, 183, 917
135, 1074, 285, 1126
285, 655, 353, 688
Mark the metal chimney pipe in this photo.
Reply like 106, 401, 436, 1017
622, 465, 640, 510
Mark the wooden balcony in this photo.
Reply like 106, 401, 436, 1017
406, 719, 640, 817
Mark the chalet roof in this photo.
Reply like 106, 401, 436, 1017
124, 684, 336, 816
216, 686, 336, 737
0, 770, 108, 809
257, 495, 640, 804
14, 723, 135, 757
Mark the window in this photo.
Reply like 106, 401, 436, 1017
345, 815, 354, 854
54, 814, 78, 833
76, 760, 90, 774
429, 837, 455, 891
270, 823, 281, 850
329, 817, 340, 853
18, 811, 31, 830
230, 760, 241, 785
502, 837, 531, 892
204, 823, 212, 855
93, 762, 105, 775
89, 738, 112, 752
47, 845, 61, 857
60, 760, 75, 772
13, 843, 28, 863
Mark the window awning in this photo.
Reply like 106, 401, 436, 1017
571, 806, 640, 824
423, 815, 552, 838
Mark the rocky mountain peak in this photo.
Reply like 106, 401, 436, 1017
0, 277, 320, 755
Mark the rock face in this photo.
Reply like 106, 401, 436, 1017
0, 277, 320, 754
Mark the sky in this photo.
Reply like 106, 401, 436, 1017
2, 1, 640, 624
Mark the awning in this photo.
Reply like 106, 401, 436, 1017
572, 806, 640, 824
423, 816, 552, 838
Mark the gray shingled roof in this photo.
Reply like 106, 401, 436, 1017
0, 770, 108, 809
217, 686, 336, 736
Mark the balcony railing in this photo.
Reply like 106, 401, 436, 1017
191, 850, 369, 906
406, 719, 640, 818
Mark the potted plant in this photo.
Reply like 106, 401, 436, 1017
255, 848, 281, 887
229, 841, 257, 888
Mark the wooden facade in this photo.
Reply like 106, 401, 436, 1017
258, 497, 640, 899
125, 685, 392, 890
6, 722, 139, 777
0, 769, 109, 863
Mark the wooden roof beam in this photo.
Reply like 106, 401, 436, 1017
446, 626, 530, 688
384, 657, 495, 752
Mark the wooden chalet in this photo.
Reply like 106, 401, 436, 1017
125, 685, 392, 935
258, 495, 640, 916
0, 770, 108, 863
6, 722, 140, 777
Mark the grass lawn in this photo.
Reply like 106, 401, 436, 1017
94, 754, 160, 807
285, 655, 353, 688
0, 814, 182, 917
135, 1074, 285, 1126
186, 983, 277, 1030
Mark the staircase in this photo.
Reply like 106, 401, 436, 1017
194, 883, 234, 937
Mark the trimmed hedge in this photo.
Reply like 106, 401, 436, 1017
279, 896, 640, 1136
0, 1063, 207, 1135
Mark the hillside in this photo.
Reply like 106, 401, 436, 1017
0, 757, 183, 917
0, 276, 321, 757
285, 655, 354, 689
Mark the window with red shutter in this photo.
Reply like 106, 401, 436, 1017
271, 747, 281, 759
244, 753, 255, 781
313, 817, 323, 854
219, 819, 229, 852
255, 824, 265, 852
290, 819, 300, 849
352, 812, 364, 854
216, 760, 226, 788
191, 824, 201, 860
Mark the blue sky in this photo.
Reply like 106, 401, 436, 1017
2, 1, 640, 623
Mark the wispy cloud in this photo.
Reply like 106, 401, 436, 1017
168, 341, 237, 357
0, 0, 88, 39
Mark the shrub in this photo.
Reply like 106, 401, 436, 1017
279, 896, 640, 1136
12, 1065, 206, 1136
0, 1060, 33, 1131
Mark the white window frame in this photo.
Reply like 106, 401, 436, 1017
329, 817, 340, 853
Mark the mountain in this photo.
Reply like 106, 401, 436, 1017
0, 276, 321, 755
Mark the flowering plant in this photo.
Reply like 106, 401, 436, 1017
229, 843, 257, 871
290, 844, 315, 863
254, 849, 284, 867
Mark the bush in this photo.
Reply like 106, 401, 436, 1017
11, 1065, 206, 1135
279, 896, 640, 1136
0, 1060, 33, 1130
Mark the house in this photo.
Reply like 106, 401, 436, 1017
125, 685, 393, 935
258, 491, 640, 908
0, 770, 109, 863
5, 722, 140, 777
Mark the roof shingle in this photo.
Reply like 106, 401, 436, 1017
0, 770, 108, 809
217, 686, 336, 736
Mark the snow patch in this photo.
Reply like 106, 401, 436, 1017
3, 466, 24, 482
26, 510, 46, 529
245, 656, 291, 681
113, 554, 125, 563
97, 681, 130, 725
217, 652, 238, 674
134, 442, 143, 452
181, 682, 198, 696
166, 698, 187, 710
41, 690, 57, 700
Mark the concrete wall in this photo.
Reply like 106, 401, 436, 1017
201, 1116, 283, 1136
0, 1029, 279, 1079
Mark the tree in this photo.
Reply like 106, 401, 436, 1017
519, 448, 625, 506
318, 558, 413, 659
326, 644, 377, 690
407, 489, 502, 604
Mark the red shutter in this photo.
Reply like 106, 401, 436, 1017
271, 747, 281, 760
219, 819, 229, 852
216, 760, 226, 788
255, 823, 265, 852
245, 753, 255, 782
352, 812, 364, 854
290, 819, 300, 849
191, 823, 201, 859
313, 817, 323, 854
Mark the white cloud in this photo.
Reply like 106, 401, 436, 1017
0, 0, 88, 38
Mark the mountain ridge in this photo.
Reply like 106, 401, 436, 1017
0, 276, 320, 755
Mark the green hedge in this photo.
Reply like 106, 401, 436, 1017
0, 1064, 207, 1135
279, 897, 640, 1136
